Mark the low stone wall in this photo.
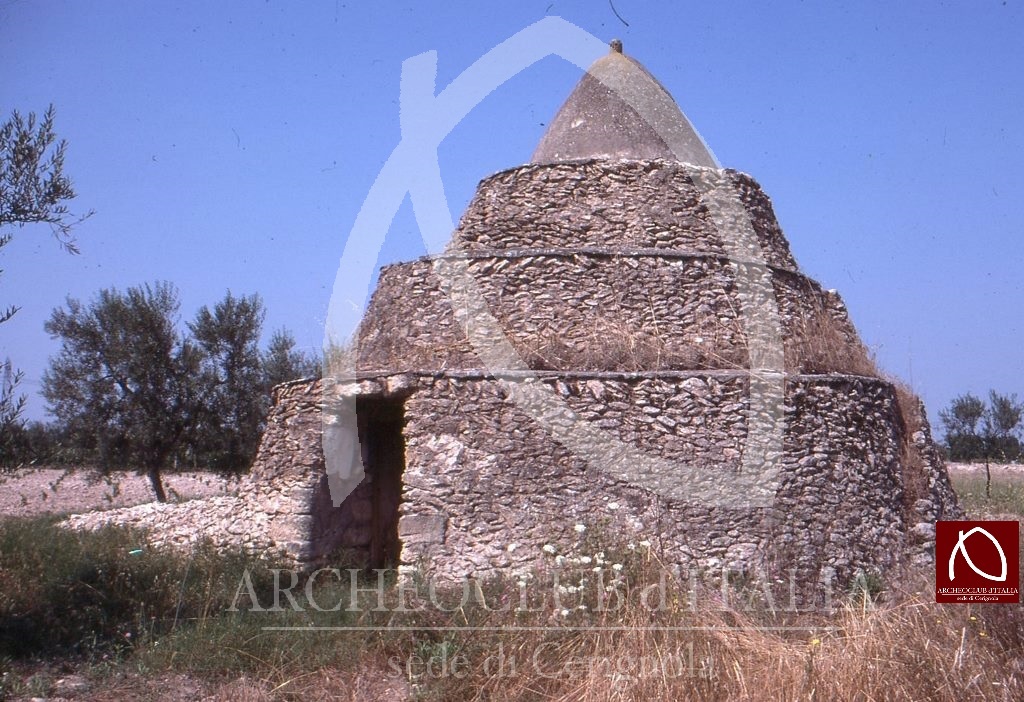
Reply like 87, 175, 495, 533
63, 371, 961, 587
62, 381, 354, 567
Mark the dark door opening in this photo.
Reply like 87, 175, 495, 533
357, 397, 406, 569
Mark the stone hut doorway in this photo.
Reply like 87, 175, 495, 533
356, 397, 406, 569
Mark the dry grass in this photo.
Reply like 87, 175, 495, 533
519, 301, 879, 376
3, 513, 1022, 701
117, 566, 1024, 701
340, 282, 886, 378
783, 303, 879, 377
374, 541, 1024, 702
950, 466, 1024, 519
892, 381, 935, 516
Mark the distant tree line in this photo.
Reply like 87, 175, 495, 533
940, 391, 1022, 463
940, 390, 1022, 498
2, 283, 321, 502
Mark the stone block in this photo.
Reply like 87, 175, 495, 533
399, 514, 448, 544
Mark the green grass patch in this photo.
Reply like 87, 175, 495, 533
949, 471, 1024, 518
0, 516, 282, 660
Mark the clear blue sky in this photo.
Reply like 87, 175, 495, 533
1, 1, 1021, 433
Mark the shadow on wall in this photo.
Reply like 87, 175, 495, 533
311, 396, 406, 569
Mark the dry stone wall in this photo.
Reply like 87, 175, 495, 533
62, 157, 962, 588
395, 372, 917, 583
357, 159, 864, 376
358, 254, 860, 374
62, 371, 961, 585
450, 160, 797, 270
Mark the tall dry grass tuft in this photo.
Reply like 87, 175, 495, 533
891, 380, 935, 516
404, 541, 1024, 702
517, 301, 880, 377
784, 302, 879, 377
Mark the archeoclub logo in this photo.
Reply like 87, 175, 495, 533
949, 526, 1008, 582
936, 520, 1019, 604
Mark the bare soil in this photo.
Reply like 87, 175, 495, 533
0, 466, 237, 518
945, 461, 1024, 478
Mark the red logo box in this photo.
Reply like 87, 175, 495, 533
936, 520, 1019, 603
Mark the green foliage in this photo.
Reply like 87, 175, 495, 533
183, 296, 321, 474
941, 391, 1022, 463
0, 105, 89, 443
41, 282, 201, 500
0, 517, 281, 660
262, 327, 321, 389
188, 292, 266, 473
0, 360, 26, 463
987, 391, 1023, 454
0, 105, 89, 247
0, 421, 84, 469
41, 283, 320, 483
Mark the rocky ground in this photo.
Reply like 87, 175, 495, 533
0, 466, 238, 518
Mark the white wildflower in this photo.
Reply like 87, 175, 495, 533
580, 556, 592, 565
542, 544, 556, 555
612, 563, 624, 572
573, 523, 587, 533
608, 502, 620, 511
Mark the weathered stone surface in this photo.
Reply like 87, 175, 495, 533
61, 50, 962, 589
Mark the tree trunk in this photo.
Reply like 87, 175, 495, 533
147, 466, 167, 502
985, 456, 992, 499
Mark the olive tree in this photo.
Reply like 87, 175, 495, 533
188, 292, 266, 473
262, 327, 321, 389
42, 283, 200, 501
0, 105, 90, 436
941, 391, 1023, 497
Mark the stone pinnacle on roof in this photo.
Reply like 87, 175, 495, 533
531, 39, 719, 167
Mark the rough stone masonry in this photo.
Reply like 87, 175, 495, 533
65, 42, 961, 589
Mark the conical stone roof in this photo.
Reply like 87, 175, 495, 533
344, 41, 962, 585
60, 43, 963, 589
532, 40, 718, 167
